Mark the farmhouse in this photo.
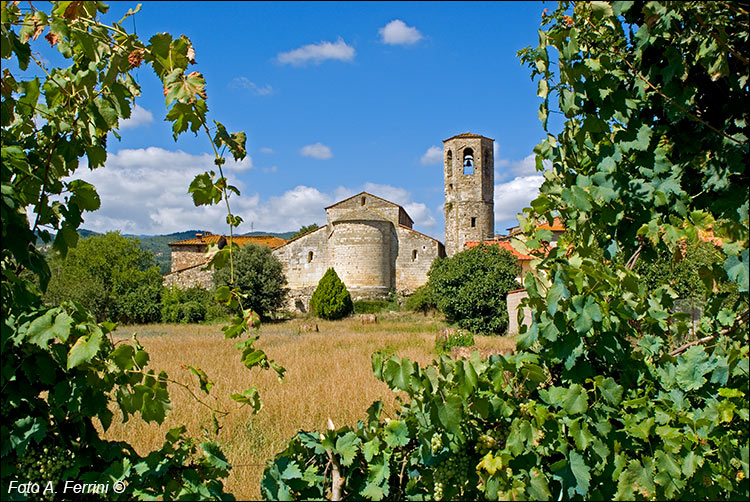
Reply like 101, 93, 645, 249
163, 233, 287, 289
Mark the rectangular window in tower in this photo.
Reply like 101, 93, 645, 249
471, 217, 476, 228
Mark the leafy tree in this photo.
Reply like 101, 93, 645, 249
428, 244, 520, 334
290, 223, 319, 240
212, 244, 288, 319
45, 231, 162, 323
309, 268, 353, 320
263, 2, 748, 501
1, 2, 282, 499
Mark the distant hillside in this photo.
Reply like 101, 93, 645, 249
38, 228, 293, 274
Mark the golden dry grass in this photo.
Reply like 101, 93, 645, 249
101, 313, 515, 500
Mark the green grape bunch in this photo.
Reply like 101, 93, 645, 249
16, 443, 75, 500
432, 451, 471, 500
430, 433, 443, 454
476, 427, 504, 455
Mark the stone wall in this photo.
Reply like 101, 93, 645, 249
507, 289, 531, 336
395, 226, 445, 293
272, 226, 329, 289
170, 245, 206, 273
163, 263, 213, 289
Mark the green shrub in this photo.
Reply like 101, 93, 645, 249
403, 284, 437, 313
161, 286, 227, 324
428, 244, 520, 334
212, 243, 288, 319
435, 329, 475, 355
309, 268, 353, 320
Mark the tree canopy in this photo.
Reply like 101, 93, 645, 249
428, 244, 520, 334
45, 231, 162, 323
213, 243, 288, 319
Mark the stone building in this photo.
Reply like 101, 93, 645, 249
163, 233, 287, 289
272, 192, 445, 311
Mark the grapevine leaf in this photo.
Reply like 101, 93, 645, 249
568, 451, 591, 496
334, 432, 361, 466
383, 420, 409, 448
201, 441, 230, 474
67, 327, 103, 369
362, 437, 381, 462
528, 468, 552, 501
561, 384, 589, 415
436, 394, 463, 433
230, 387, 262, 413
26, 310, 72, 348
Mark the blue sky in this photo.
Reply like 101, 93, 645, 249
34, 1, 562, 239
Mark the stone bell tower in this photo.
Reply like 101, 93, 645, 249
443, 132, 494, 257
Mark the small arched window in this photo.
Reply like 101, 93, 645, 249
471, 217, 477, 228
446, 150, 453, 175
483, 149, 490, 175
307, 251, 314, 263
361, 196, 366, 206
412, 250, 418, 261
463, 148, 474, 175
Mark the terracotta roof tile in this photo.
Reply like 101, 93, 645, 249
169, 234, 287, 248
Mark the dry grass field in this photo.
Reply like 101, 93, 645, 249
101, 313, 516, 500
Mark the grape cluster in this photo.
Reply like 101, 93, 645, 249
17, 443, 74, 497
430, 434, 443, 453
432, 452, 470, 500
476, 428, 503, 456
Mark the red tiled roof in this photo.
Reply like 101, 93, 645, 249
169, 234, 287, 248
465, 240, 535, 260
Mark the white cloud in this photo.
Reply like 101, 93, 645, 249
229, 77, 274, 96
58, 149, 436, 237
225, 155, 253, 172
277, 38, 355, 66
119, 105, 153, 129
420, 145, 442, 166
263, 165, 278, 173
494, 153, 551, 179
260, 147, 275, 154
494, 175, 545, 230
379, 20, 423, 45
300, 142, 333, 159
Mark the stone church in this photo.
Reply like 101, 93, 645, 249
165, 132, 505, 312
272, 132, 496, 311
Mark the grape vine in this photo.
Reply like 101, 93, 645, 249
1, 1, 281, 499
